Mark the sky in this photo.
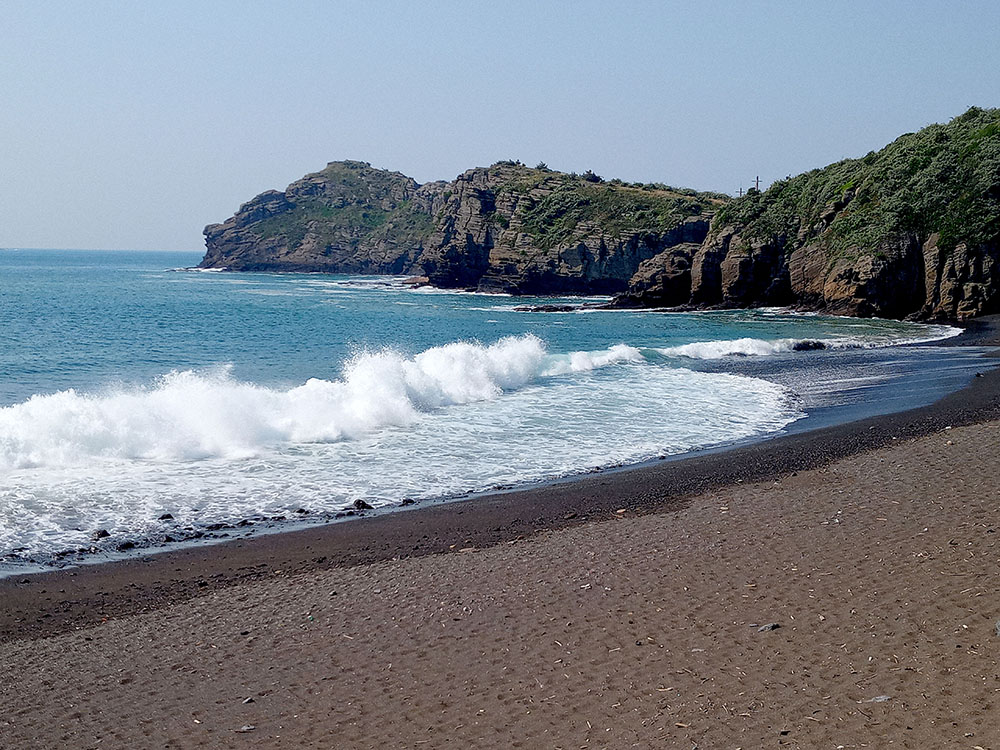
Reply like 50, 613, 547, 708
2, 1, 999, 252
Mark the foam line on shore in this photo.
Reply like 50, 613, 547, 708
656, 325, 961, 359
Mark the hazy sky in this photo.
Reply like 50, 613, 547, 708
2, 1, 999, 251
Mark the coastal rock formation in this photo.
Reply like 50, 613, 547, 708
419, 163, 721, 295
613, 241, 703, 308
202, 108, 1000, 321
201, 161, 725, 295
201, 161, 447, 274
618, 107, 1000, 320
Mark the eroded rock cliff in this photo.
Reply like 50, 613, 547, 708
201, 161, 447, 274
419, 163, 721, 295
202, 160, 725, 295
202, 108, 999, 321
618, 107, 1000, 320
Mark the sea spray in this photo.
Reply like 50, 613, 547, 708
541, 343, 646, 375
0, 336, 659, 471
656, 325, 960, 360
1, 252, 978, 568
0, 337, 805, 560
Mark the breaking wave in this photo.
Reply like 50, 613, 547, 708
656, 325, 961, 360
0, 335, 646, 470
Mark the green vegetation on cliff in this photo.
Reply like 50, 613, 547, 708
414, 161, 726, 294
522, 179, 723, 250
489, 164, 726, 250
202, 158, 726, 286
201, 160, 440, 274
252, 161, 433, 251
254, 199, 386, 247
715, 107, 1000, 257
205, 108, 1000, 319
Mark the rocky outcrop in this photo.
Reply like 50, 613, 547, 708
419, 164, 718, 295
615, 107, 1000, 321
201, 161, 447, 274
660, 209, 998, 321
687, 227, 794, 309
416, 167, 499, 289
202, 160, 724, 296
920, 234, 1000, 320
202, 108, 1000, 322
608, 241, 701, 308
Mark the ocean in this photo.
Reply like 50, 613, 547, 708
0, 249, 992, 572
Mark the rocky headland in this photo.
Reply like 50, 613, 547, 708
201, 107, 1000, 320
200, 161, 446, 275
201, 159, 724, 296
616, 106, 1000, 321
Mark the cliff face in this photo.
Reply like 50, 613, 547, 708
201, 161, 447, 274
419, 163, 720, 295
203, 108, 999, 321
618, 107, 1000, 320
201, 161, 724, 294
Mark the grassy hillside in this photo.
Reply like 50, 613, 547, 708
491, 163, 728, 249
251, 161, 434, 250
715, 106, 1000, 256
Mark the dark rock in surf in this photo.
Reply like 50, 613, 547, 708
513, 304, 577, 313
791, 340, 827, 351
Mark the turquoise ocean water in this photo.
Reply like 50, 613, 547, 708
0, 249, 991, 569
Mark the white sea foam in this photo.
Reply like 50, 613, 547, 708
541, 344, 646, 375
659, 337, 805, 359
0, 335, 805, 560
656, 325, 961, 360
0, 335, 647, 471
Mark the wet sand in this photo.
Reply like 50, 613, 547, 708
1, 320, 999, 748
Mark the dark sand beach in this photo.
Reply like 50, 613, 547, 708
2, 320, 999, 748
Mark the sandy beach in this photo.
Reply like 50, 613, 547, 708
2, 325, 999, 749
5, 6, 1000, 749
